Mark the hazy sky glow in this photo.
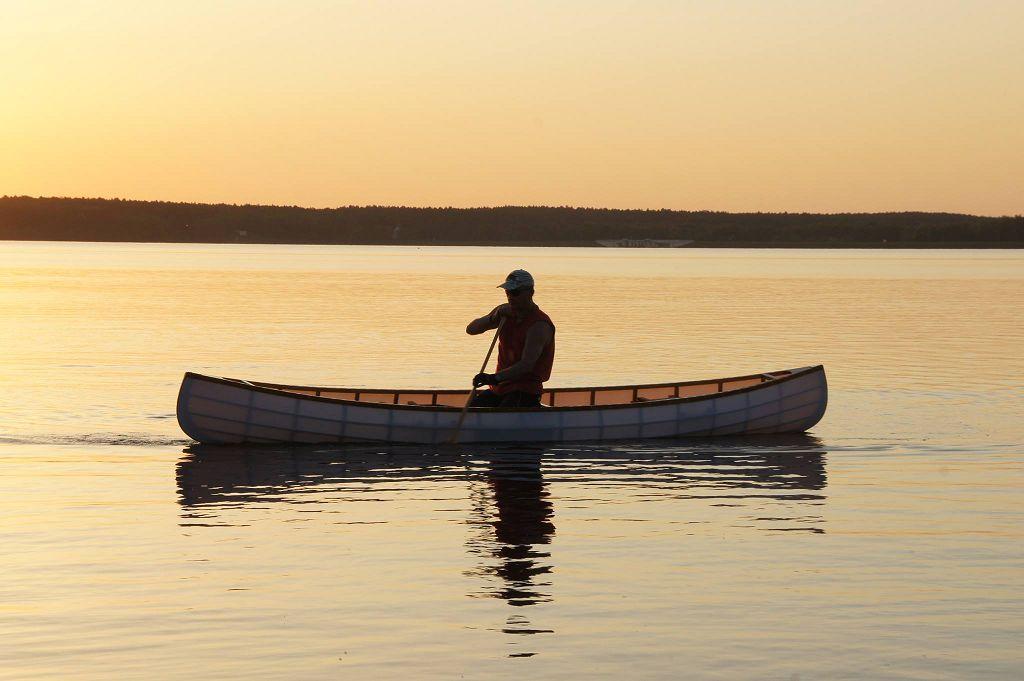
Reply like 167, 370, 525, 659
2, 1, 1021, 214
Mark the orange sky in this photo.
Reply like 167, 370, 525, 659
1, 1, 1021, 215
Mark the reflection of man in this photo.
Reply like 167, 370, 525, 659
482, 452, 555, 607
465, 270, 556, 408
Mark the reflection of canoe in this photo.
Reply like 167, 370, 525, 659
177, 438, 829, 612
176, 365, 827, 445
176, 438, 827, 509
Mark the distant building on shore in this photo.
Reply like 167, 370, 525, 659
596, 238, 694, 248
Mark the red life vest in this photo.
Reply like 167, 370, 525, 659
492, 306, 555, 396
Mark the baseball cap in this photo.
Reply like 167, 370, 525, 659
497, 269, 534, 290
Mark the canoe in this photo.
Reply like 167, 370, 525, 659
176, 365, 827, 445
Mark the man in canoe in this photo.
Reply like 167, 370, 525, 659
465, 269, 556, 408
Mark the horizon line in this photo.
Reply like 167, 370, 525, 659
4, 195, 1021, 219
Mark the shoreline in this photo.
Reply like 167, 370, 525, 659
3, 198, 1020, 248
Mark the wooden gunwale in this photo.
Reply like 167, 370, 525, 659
247, 369, 794, 395
182, 366, 822, 414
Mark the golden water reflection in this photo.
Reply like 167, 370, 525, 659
177, 437, 828, 645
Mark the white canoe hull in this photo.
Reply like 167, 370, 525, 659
176, 366, 827, 445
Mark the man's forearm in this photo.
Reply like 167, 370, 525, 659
494, 360, 531, 383
466, 313, 497, 335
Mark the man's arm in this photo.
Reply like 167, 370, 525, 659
466, 304, 511, 335
492, 321, 553, 383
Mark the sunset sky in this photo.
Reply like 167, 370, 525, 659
2, 1, 1021, 215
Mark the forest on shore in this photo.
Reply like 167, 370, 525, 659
1, 196, 1021, 246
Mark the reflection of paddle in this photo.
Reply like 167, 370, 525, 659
449, 318, 504, 445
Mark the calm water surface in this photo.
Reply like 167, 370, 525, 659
1, 243, 1022, 679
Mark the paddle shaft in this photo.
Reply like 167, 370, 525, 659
448, 318, 504, 444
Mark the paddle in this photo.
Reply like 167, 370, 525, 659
448, 317, 504, 445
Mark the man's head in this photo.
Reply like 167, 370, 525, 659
498, 269, 535, 309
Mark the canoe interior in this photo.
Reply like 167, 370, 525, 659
247, 370, 797, 409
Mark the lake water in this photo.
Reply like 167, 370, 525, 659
1, 242, 1022, 679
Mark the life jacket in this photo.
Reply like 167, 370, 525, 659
492, 306, 555, 396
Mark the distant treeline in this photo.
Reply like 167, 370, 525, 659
1, 196, 1021, 246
